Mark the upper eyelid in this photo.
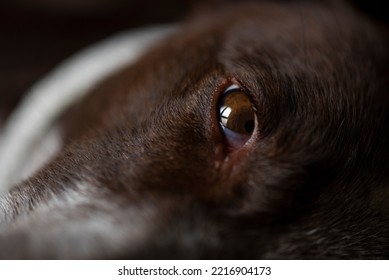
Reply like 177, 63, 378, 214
223, 80, 258, 113
223, 77, 254, 96
224, 84, 240, 92
227, 73, 263, 96
234, 79, 262, 112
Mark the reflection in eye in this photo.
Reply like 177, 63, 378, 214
218, 84, 256, 149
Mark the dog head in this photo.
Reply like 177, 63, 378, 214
0, 1, 388, 259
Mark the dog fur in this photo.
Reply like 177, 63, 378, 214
0, 1, 388, 259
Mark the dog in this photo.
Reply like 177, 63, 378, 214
0, 0, 388, 259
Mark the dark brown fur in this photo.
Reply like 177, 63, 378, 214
0, 1, 388, 259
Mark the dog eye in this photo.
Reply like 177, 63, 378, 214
218, 84, 256, 148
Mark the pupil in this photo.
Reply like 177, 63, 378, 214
244, 119, 255, 133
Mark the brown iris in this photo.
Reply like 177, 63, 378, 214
218, 85, 256, 147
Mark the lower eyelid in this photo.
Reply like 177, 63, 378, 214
221, 126, 251, 149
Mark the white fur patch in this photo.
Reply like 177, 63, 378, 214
0, 180, 159, 258
0, 25, 177, 193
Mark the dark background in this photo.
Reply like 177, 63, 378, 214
0, 0, 386, 124
0, 0, 198, 123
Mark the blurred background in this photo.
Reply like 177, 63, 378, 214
0, 0, 386, 126
0, 0, 199, 125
